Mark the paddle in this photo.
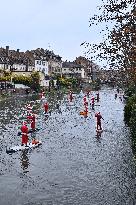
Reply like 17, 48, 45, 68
17, 128, 40, 136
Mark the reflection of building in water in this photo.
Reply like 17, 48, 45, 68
20, 150, 29, 171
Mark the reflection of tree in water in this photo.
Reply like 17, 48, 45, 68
20, 150, 29, 171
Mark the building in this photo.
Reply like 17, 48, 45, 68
0, 46, 62, 86
62, 61, 85, 78
75, 56, 100, 81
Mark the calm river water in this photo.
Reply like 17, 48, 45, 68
0, 88, 135, 205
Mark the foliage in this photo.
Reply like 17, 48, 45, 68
0, 76, 11, 81
93, 78, 101, 90
59, 77, 78, 88
12, 72, 40, 92
82, 0, 136, 82
56, 76, 61, 89
124, 93, 136, 154
124, 95, 136, 123
50, 79, 54, 87
30, 72, 40, 92
124, 83, 136, 97
0, 68, 11, 80
129, 103, 136, 153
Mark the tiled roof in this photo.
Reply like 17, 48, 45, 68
62, 61, 82, 68
0, 46, 62, 67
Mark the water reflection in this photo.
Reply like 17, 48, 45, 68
0, 89, 135, 205
20, 149, 29, 172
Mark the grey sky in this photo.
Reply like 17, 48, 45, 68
0, 0, 103, 63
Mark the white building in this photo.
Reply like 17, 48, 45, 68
35, 59, 48, 75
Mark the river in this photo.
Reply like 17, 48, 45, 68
0, 88, 135, 205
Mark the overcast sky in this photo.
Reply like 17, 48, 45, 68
0, 0, 104, 64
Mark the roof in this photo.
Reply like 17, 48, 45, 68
62, 61, 82, 68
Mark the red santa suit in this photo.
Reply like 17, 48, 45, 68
21, 122, 28, 145
27, 114, 36, 130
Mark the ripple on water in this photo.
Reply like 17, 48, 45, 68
0, 90, 135, 205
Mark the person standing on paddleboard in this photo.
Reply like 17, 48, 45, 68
87, 90, 90, 98
84, 105, 88, 118
44, 102, 49, 114
69, 90, 73, 102
96, 92, 100, 102
27, 113, 36, 131
95, 112, 104, 130
21, 122, 29, 146
83, 95, 88, 106
26, 103, 33, 115
40, 90, 45, 99
91, 96, 95, 110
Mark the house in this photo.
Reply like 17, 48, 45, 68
43, 49, 62, 76
62, 61, 85, 78
0, 46, 67, 87
75, 56, 100, 81
0, 46, 11, 70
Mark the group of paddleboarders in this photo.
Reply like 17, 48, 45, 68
21, 111, 37, 146
83, 91, 100, 109
20, 92, 49, 146
115, 88, 125, 101
20, 89, 103, 146
21, 120, 39, 146
81, 90, 103, 131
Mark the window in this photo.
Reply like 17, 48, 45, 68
37, 60, 39, 64
43, 61, 45, 66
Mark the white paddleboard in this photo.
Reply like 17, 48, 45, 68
6, 140, 42, 154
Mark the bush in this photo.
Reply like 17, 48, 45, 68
124, 83, 136, 97
124, 95, 136, 124
129, 103, 136, 152
12, 72, 40, 92
124, 94, 136, 155
59, 77, 78, 88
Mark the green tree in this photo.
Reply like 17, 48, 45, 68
30, 72, 40, 92
82, 0, 136, 83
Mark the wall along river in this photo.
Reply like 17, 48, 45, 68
0, 88, 135, 205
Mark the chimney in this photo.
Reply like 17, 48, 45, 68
17, 49, 20, 58
6, 46, 9, 56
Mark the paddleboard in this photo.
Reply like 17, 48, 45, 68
6, 140, 42, 154
79, 111, 88, 116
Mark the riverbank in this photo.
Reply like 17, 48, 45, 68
124, 84, 136, 159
